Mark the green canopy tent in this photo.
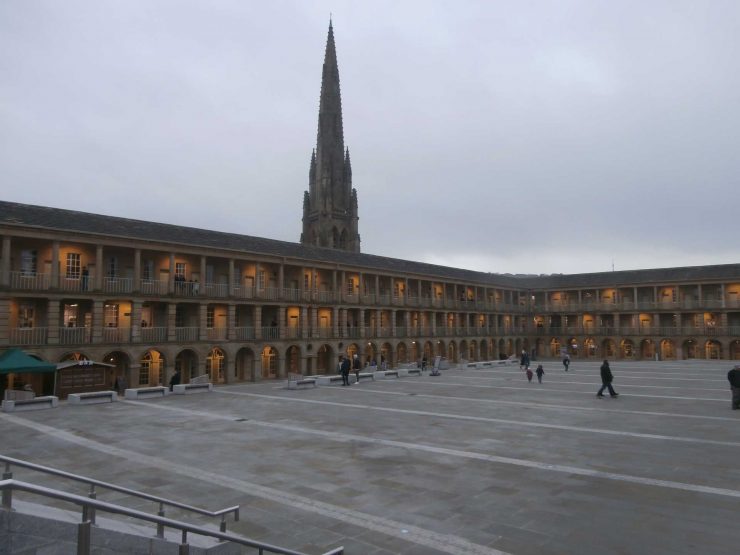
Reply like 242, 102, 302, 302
0, 349, 57, 398
0, 349, 57, 374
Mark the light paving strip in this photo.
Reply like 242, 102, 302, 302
349, 387, 740, 422
416, 380, 729, 401
220, 391, 740, 447
464, 370, 728, 382
0, 412, 509, 555
449, 375, 727, 392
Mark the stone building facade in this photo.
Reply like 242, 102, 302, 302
1, 22, 739, 397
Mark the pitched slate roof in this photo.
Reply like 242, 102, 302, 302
1, 200, 739, 289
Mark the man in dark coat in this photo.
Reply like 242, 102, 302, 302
727, 365, 740, 410
339, 356, 351, 386
352, 354, 361, 384
597, 359, 618, 398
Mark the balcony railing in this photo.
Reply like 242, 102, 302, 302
103, 277, 133, 294
141, 326, 167, 343
59, 326, 92, 344
102, 326, 131, 343
206, 327, 227, 341
10, 271, 50, 291
262, 327, 280, 340
9, 327, 48, 346
232, 285, 255, 299
140, 279, 168, 296
234, 326, 255, 340
175, 327, 199, 342
204, 282, 228, 298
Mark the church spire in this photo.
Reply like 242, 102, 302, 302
301, 20, 360, 253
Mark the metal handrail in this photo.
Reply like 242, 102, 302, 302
0, 479, 343, 555
0, 454, 238, 535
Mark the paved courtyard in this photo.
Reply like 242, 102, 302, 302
1, 358, 739, 555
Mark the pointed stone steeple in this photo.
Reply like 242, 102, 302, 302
301, 20, 360, 253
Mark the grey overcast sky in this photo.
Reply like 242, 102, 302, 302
1, 1, 738, 275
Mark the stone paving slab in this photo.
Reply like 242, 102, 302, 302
0, 359, 738, 554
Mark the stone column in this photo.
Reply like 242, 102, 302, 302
168, 253, 176, 294
431, 312, 437, 336
391, 310, 397, 337
376, 309, 382, 336
311, 307, 318, 339
359, 310, 365, 338
1, 236, 10, 287
341, 271, 346, 301
279, 307, 286, 340
51, 241, 60, 289
167, 303, 177, 342
301, 306, 308, 339
0, 298, 9, 346
95, 244, 103, 291
199, 303, 208, 341
333, 307, 339, 338
720, 284, 725, 308
228, 259, 235, 297
227, 304, 236, 340
133, 249, 141, 292
278, 262, 284, 292
200, 256, 206, 296
375, 275, 380, 301
255, 306, 262, 339
48, 299, 60, 345
92, 300, 104, 343
131, 300, 143, 343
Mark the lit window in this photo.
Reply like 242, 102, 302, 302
66, 253, 81, 279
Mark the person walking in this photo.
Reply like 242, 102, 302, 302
520, 350, 530, 371
597, 359, 618, 398
535, 364, 544, 384
339, 355, 351, 386
352, 353, 361, 384
526, 367, 534, 383
727, 364, 740, 410
562, 354, 570, 371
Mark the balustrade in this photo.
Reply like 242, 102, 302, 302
10, 271, 50, 290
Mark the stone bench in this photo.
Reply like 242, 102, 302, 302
172, 383, 213, 395
372, 370, 399, 379
398, 368, 422, 377
2, 396, 59, 413
68, 391, 118, 405
315, 375, 345, 386
124, 386, 168, 400
351, 372, 375, 383
286, 374, 317, 390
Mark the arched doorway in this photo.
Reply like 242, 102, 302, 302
261, 346, 278, 378
480, 339, 489, 360
705, 340, 722, 360
397, 342, 408, 364
436, 340, 446, 358
365, 342, 378, 366
730, 340, 740, 360
498, 339, 506, 359
235, 347, 255, 381
423, 341, 434, 363
550, 338, 561, 358
60, 352, 89, 362
206, 347, 226, 383
139, 350, 165, 386
620, 339, 634, 359
175, 350, 198, 383
640, 339, 655, 360
567, 338, 579, 357
459, 340, 468, 362
286, 345, 301, 374
602, 339, 616, 358
103, 350, 130, 390
410, 341, 419, 363
683, 340, 697, 360
447, 341, 457, 363
346, 343, 360, 360
316, 344, 333, 374
660, 339, 675, 360
584, 337, 597, 358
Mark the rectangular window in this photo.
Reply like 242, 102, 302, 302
63, 303, 78, 327
257, 270, 265, 290
66, 253, 81, 279
21, 250, 37, 276
19, 303, 34, 328
143, 260, 154, 281
206, 265, 214, 284
303, 274, 309, 290
104, 304, 119, 327
347, 278, 355, 295
175, 262, 186, 279
207, 307, 215, 328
